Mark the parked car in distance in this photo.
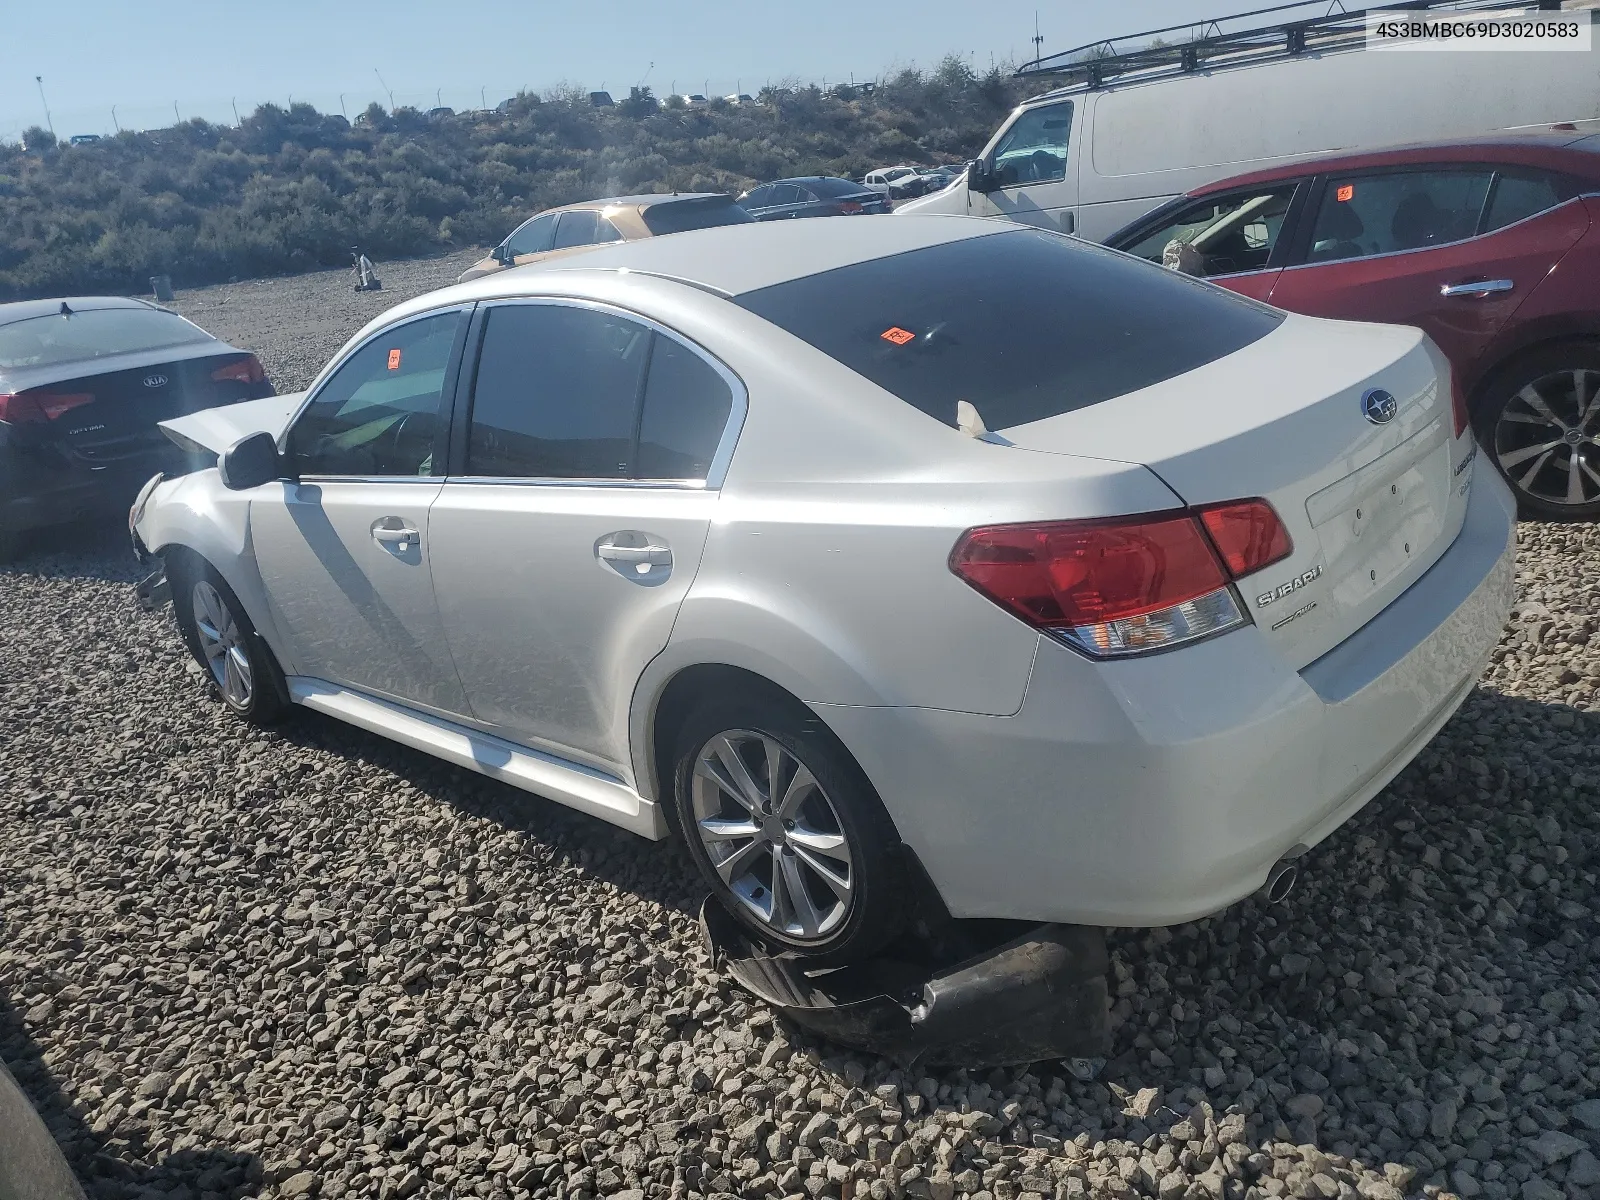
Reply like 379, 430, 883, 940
681, 94, 709, 108
589, 91, 614, 107
1106, 132, 1600, 520
739, 177, 890, 220
457, 193, 755, 282
132, 215, 1512, 967
0, 297, 273, 560
68, 133, 101, 145
864, 166, 930, 199
897, 2, 1600, 240
724, 93, 754, 105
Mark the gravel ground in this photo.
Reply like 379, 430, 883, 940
2, 260, 1598, 1200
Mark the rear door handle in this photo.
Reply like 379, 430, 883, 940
1440, 278, 1514, 298
596, 533, 673, 581
596, 542, 672, 564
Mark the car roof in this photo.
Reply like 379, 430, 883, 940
0, 296, 165, 327
1188, 131, 1600, 197
545, 192, 733, 214
426, 215, 1006, 310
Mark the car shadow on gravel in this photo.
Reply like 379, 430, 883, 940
1, 522, 146, 585
1, 987, 263, 1200
265, 705, 708, 919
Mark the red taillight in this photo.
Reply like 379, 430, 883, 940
839, 201, 863, 214
951, 499, 1294, 658
0, 391, 94, 424
212, 355, 266, 385
1196, 499, 1293, 578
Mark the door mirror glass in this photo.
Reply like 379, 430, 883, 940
219, 430, 281, 490
492, 243, 512, 265
967, 159, 996, 194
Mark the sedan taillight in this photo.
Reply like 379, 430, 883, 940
839, 201, 864, 214
212, 355, 266, 385
0, 391, 95, 424
949, 501, 1293, 658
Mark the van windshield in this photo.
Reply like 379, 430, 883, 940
734, 228, 1283, 431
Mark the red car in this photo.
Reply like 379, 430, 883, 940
1107, 132, 1600, 520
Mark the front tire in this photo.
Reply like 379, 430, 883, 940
1473, 343, 1600, 521
670, 692, 905, 965
171, 560, 286, 724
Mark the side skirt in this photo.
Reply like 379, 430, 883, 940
286, 677, 668, 839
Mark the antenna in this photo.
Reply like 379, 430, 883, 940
436, 88, 442, 107
112, 105, 122, 133
374, 68, 394, 112
34, 76, 54, 137
231, 98, 240, 124
339, 93, 347, 118
1032, 11, 1045, 61
174, 101, 181, 123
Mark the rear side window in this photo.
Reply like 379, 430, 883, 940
1483, 171, 1571, 232
1306, 169, 1493, 263
467, 305, 649, 479
0, 307, 211, 370
640, 198, 755, 235
807, 178, 868, 199
638, 338, 734, 479
735, 228, 1283, 432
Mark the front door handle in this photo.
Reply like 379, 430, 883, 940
371, 520, 420, 551
1440, 278, 1514, 298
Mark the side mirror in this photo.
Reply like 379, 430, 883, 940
219, 430, 280, 491
492, 243, 512, 265
967, 159, 996, 194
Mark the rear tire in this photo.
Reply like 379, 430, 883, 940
170, 558, 286, 725
1472, 343, 1600, 521
670, 691, 905, 966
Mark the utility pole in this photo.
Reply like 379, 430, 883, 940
436, 88, 442, 108
339, 94, 347, 118
231, 97, 240, 124
374, 68, 394, 112
174, 101, 181, 123
1032, 11, 1045, 62
111, 105, 121, 133
35, 76, 54, 136
480, 86, 486, 109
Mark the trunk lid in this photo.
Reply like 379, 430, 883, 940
999, 315, 1473, 668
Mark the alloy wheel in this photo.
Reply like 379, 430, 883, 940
1492, 368, 1600, 509
690, 730, 855, 941
191, 580, 254, 708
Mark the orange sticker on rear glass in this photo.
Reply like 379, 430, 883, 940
880, 326, 915, 345
1336, 184, 1354, 202
387, 348, 402, 370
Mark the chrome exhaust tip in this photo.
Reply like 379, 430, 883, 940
1262, 861, 1298, 903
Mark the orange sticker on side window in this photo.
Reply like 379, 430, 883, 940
387, 348, 402, 370
1336, 184, 1355, 202
880, 326, 915, 345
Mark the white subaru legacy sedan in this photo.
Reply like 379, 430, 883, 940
131, 215, 1515, 965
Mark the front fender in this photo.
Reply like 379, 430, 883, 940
134, 472, 294, 673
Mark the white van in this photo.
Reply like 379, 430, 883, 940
897, 0, 1600, 241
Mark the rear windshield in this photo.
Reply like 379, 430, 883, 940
0, 307, 212, 370
734, 228, 1283, 430
806, 178, 869, 199
640, 198, 755, 236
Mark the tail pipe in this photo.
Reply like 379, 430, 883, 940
1262, 844, 1308, 903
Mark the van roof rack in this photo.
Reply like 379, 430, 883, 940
1017, 0, 1564, 87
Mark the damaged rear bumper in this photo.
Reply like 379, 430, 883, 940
701, 899, 1110, 1068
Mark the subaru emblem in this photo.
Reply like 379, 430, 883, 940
1361, 388, 1397, 425
143, 373, 168, 389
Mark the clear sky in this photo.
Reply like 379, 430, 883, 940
3, 0, 1226, 142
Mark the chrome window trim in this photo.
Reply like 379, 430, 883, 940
278, 303, 475, 456
456, 294, 749, 491
1281, 181, 1586, 275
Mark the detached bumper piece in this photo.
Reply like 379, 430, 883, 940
134, 565, 171, 612
700, 899, 1111, 1068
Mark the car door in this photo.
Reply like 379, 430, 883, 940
762, 184, 807, 220
970, 99, 1078, 231
1110, 181, 1305, 303
1267, 165, 1589, 376
249, 307, 475, 715
428, 299, 742, 773
741, 185, 774, 219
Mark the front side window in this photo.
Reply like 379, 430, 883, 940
287, 312, 461, 477
553, 210, 600, 249
1121, 186, 1298, 278
991, 101, 1073, 188
1306, 169, 1493, 263
466, 305, 650, 479
505, 213, 556, 257
736, 228, 1282, 432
